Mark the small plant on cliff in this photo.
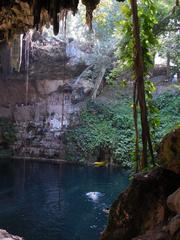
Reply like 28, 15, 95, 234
0, 118, 16, 146
64, 92, 180, 168
64, 97, 134, 167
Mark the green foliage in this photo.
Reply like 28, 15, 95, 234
107, 0, 158, 83
145, 80, 160, 137
153, 92, 180, 142
64, 98, 134, 167
64, 92, 180, 168
155, 1, 180, 78
0, 118, 16, 158
0, 118, 16, 145
159, 33, 180, 77
155, 0, 174, 20
93, 0, 122, 41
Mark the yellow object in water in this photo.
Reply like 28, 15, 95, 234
94, 161, 106, 167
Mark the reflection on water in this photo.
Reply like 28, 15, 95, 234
86, 192, 104, 202
0, 159, 129, 240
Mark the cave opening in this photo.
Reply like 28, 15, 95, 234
0, 1, 180, 240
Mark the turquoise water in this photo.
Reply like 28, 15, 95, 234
0, 160, 129, 240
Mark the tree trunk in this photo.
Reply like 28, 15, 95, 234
167, 52, 170, 81
177, 71, 180, 83
130, 0, 154, 169
133, 80, 139, 172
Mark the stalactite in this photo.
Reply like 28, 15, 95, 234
53, 0, 60, 35
33, 0, 41, 30
82, 0, 100, 31
0, 0, 106, 39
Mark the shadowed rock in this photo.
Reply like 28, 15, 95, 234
158, 128, 180, 174
100, 168, 180, 240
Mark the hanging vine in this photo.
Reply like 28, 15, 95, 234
106, 0, 158, 170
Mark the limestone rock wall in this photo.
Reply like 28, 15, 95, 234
0, 33, 101, 159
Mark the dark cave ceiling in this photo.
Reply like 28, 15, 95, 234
0, 0, 125, 41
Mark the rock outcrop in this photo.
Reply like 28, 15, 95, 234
158, 128, 180, 174
0, 229, 23, 240
0, 30, 110, 159
100, 168, 180, 240
167, 188, 180, 214
166, 188, 180, 239
132, 227, 171, 240
166, 214, 180, 239
0, 0, 103, 40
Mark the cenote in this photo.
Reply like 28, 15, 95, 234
0, 160, 129, 240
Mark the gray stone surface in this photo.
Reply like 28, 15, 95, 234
0, 229, 23, 240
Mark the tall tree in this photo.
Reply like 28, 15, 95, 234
130, 0, 154, 170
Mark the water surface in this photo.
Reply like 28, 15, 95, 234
0, 159, 129, 240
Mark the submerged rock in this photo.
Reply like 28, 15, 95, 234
0, 229, 23, 240
100, 168, 180, 240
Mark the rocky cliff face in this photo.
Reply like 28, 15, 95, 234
0, 31, 108, 159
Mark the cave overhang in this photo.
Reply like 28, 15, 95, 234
0, 0, 125, 41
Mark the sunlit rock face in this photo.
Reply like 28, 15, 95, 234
0, 29, 100, 159
0, 0, 112, 159
0, 229, 23, 240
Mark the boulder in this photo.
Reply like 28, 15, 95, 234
167, 188, 180, 214
132, 226, 171, 240
158, 128, 180, 174
166, 214, 180, 238
0, 229, 23, 240
100, 168, 180, 240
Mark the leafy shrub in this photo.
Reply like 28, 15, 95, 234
153, 92, 180, 142
0, 118, 16, 145
64, 99, 134, 167
64, 92, 180, 168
